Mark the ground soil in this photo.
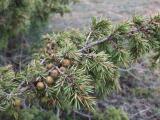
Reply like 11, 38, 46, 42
48, 0, 160, 32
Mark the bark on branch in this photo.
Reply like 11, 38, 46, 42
78, 18, 153, 52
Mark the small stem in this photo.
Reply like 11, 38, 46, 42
56, 107, 60, 119
79, 35, 113, 52
131, 107, 150, 119
85, 31, 92, 45
74, 110, 93, 119
55, 66, 64, 74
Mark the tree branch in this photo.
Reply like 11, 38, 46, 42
78, 35, 113, 52
78, 18, 153, 52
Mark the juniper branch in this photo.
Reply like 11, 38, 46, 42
79, 18, 153, 52
0, 14, 159, 113
78, 35, 113, 52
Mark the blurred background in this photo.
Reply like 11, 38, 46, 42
48, 0, 160, 32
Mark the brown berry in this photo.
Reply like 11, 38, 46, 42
50, 69, 59, 78
36, 82, 45, 90
46, 63, 53, 69
14, 99, 21, 107
59, 67, 66, 73
46, 76, 54, 85
62, 59, 71, 67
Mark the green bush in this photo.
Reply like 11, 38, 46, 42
0, 0, 76, 50
0, 106, 58, 120
93, 107, 129, 120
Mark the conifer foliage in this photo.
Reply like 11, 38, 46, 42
0, 14, 160, 118
0, 0, 75, 50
